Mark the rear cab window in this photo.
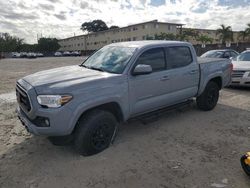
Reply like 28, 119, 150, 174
165, 46, 193, 69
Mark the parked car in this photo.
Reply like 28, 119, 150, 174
54, 52, 62, 57
63, 51, 71, 56
231, 50, 250, 87
36, 53, 44, 57
11, 52, 20, 58
16, 41, 232, 156
27, 52, 37, 58
201, 49, 239, 59
20, 52, 28, 58
71, 51, 81, 56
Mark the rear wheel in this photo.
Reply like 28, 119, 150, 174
74, 110, 118, 156
196, 81, 219, 111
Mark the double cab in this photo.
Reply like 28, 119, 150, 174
16, 41, 232, 155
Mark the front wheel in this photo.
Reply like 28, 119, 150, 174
196, 81, 219, 111
74, 110, 118, 156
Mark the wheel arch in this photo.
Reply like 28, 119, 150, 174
70, 101, 124, 134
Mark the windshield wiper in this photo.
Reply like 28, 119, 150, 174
89, 66, 105, 72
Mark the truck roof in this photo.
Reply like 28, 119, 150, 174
107, 40, 190, 49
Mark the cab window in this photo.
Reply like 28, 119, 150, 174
135, 48, 166, 72
165, 46, 193, 69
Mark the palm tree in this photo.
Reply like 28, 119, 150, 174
197, 35, 213, 44
238, 30, 248, 42
154, 32, 177, 40
216, 24, 233, 44
245, 23, 250, 35
238, 24, 250, 42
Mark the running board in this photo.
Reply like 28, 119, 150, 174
128, 99, 194, 124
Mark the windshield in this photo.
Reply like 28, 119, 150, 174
201, 51, 224, 58
81, 46, 136, 74
235, 52, 250, 61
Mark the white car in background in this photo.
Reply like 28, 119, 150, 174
71, 51, 81, 56
11, 52, 20, 58
27, 52, 37, 58
231, 50, 250, 87
54, 52, 62, 57
63, 51, 71, 56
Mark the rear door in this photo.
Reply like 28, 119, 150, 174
164, 46, 199, 103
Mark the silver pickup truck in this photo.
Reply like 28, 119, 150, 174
16, 41, 232, 155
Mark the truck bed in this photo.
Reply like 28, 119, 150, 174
197, 57, 230, 64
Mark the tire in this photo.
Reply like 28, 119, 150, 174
196, 81, 219, 111
48, 135, 73, 146
74, 110, 118, 156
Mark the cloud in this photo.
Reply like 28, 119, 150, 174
1, 0, 250, 43
38, 3, 55, 11
54, 13, 67, 20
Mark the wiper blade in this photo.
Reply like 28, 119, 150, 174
89, 66, 104, 72
80, 64, 88, 68
80, 64, 105, 72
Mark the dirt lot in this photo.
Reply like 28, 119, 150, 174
0, 57, 250, 188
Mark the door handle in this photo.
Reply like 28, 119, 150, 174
160, 75, 169, 81
189, 70, 198, 74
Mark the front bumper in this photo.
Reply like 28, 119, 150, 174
16, 106, 74, 136
16, 79, 75, 136
231, 71, 250, 87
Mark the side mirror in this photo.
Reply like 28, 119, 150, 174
133, 64, 152, 75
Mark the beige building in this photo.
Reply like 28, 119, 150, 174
58, 20, 183, 52
58, 20, 241, 52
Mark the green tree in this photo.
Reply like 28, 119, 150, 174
197, 35, 213, 46
0, 33, 23, 52
81, 20, 109, 33
37, 38, 60, 52
154, 33, 177, 40
109, 25, 119, 29
182, 29, 198, 41
216, 24, 233, 44
238, 30, 248, 42
245, 23, 250, 35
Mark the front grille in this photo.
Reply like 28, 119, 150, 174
232, 70, 245, 78
16, 84, 31, 112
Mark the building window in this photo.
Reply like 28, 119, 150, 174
127, 38, 131, 41
142, 36, 146, 40
133, 37, 137, 41
168, 25, 171, 30
154, 24, 159, 29
133, 27, 138, 31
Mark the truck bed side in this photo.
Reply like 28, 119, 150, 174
197, 57, 232, 96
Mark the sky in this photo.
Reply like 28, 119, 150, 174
0, 0, 250, 44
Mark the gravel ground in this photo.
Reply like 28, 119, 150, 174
0, 57, 249, 188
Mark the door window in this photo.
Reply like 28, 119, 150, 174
165, 46, 193, 69
230, 51, 238, 58
135, 48, 166, 72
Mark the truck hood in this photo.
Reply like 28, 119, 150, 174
232, 60, 250, 71
23, 65, 112, 87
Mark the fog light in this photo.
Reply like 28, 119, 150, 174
32, 116, 50, 127
45, 119, 50, 126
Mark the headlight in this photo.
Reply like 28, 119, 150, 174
37, 95, 72, 108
